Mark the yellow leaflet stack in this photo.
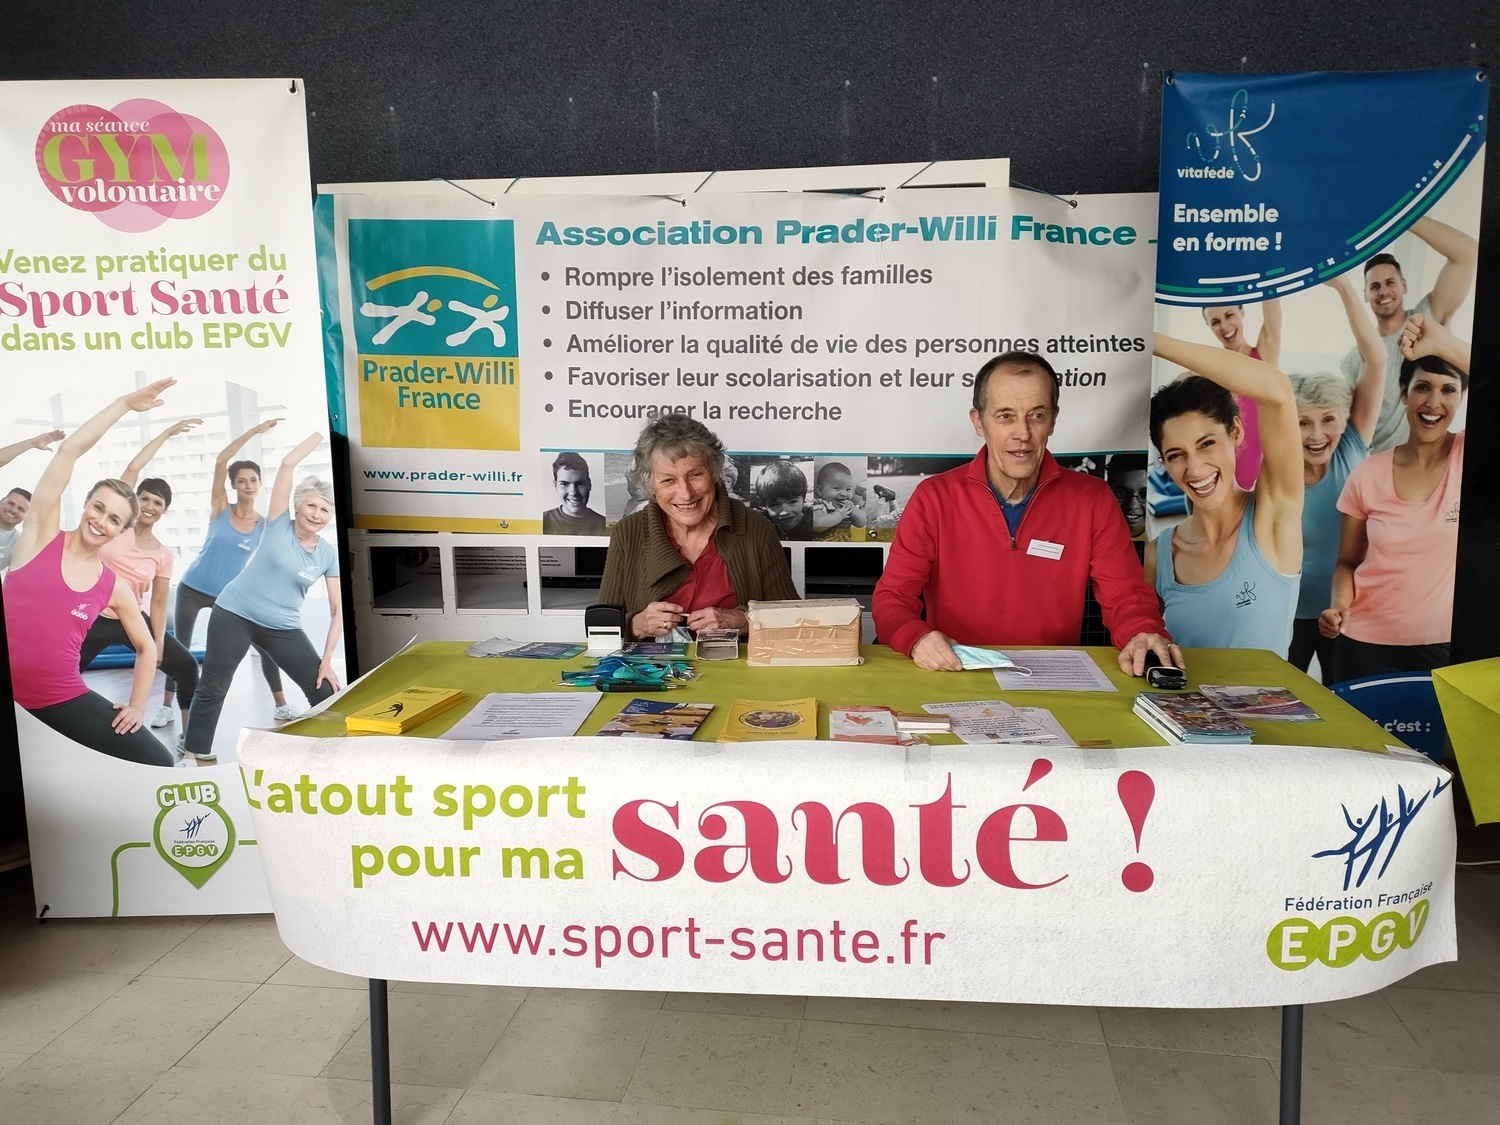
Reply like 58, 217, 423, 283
717, 698, 818, 742
345, 686, 467, 734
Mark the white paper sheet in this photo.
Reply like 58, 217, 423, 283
465, 637, 527, 657
443, 692, 600, 740
992, 649, 1118, 692
923, 701, 1076, 745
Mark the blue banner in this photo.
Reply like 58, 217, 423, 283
1156, 69, 1486, 305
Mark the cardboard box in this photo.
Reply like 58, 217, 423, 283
746, 598, 863, 667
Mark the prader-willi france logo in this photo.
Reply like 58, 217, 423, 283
34, 100, 230, 232
154, 781, 236, 888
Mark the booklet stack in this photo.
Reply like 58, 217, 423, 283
1198, 685, 1320, 722
893, 711, 952, 735
718, 698, 817, 742
1132, 691, 1253, 745
829, 705, 902, 744
595, 699, 714, 740
346, 686, 467, 734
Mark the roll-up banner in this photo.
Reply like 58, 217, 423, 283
0, 80, 336, 916
320, 188, 1158, 539
1151, 71, 1484, 693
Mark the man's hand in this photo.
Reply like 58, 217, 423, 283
911, 630, 963, 671
1118, 633, 1183, 677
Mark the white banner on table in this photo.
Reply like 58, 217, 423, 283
0, 79, 330, 916
321, 187, 1156, 535
241, 732, 1455, 1007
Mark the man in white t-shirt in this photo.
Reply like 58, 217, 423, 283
0, 430, 65, 569
1340, 216, 1476, 452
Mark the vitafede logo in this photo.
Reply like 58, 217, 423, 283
34, 100, 230, 232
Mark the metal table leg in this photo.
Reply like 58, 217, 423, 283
1279, 1003, 1303, 1125
370, 978, 392, 1125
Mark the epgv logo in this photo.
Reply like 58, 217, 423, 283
1313, 780, 1446, 892
34, 100, 230, 232
1267, 904, 1429, 971
154, 781, 236, 888
348, 219, 521, 451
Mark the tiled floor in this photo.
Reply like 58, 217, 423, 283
1, 866, 1497, 1125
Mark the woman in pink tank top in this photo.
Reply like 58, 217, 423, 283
1, 379, 178, 767
1200, 300, 1281, 490
1321, 316, 1469, 681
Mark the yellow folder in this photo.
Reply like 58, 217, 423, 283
345, 686, 466, 734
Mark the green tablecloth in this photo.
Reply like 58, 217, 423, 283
289, 642, 1398, 752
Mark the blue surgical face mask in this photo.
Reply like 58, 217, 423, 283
950, 644, 1031, 674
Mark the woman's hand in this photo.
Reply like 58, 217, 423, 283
1318, 607, 1347, 640
122, 378, 175, 413
111, 702, 145, 734
633, 602, 686, 638
29, 429, 65, 450
316, 659, 343, 693
251, 417, 285, 435
1399, 314, 1467, 369
687, 606, 746, 633
165, 418, 205, 438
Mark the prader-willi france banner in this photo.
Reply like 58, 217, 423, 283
320, 188, 1157, 538
0, 80, 336, 916
1150, 71, 1484, 691
240, 732, 1455, 1005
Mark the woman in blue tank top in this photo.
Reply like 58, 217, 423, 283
184, 433, 341, 763
1145, 333, 1303, 658
1285, 280, 1386, 680
156, 419, 300, 727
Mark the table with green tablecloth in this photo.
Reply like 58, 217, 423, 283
252, 641, 1451, 1125
287, 641, 1402, 751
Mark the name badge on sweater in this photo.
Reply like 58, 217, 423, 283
1027, 539, 1064, 560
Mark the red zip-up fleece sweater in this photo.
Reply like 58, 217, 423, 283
872, 449, 1168, 655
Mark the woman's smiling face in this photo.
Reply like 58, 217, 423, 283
1159, 410, 1242, 510
1402, 369, 1465, 442
80, 487, 134, 546
1297, 403, 1348, 469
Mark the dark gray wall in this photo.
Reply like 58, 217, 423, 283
2, 3, 1498, 836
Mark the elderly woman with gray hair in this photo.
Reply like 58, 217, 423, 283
1287, 279, 1385, 679
600, 414, 799, 640
184, 433, 342, 762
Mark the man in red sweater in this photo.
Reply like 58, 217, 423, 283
872, 352, 1179, 675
